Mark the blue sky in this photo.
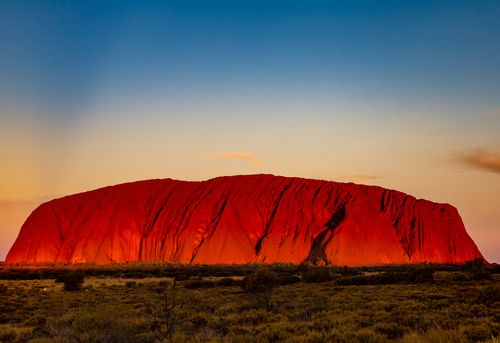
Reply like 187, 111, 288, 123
1, 1, 500, 262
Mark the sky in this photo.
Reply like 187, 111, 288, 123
1, 1, 499, 263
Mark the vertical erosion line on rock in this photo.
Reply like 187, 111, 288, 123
87, 191, 115, 263
189, 176, 254, 262
206, 185, 231, 229
287, 181, 312, 246
190, 196, 230, 263
145, 181, 187, 261
155, 183, 193, 261
254, 177, 293, 256
295, 181, 330, 260
275, 179, 308, 261
52, 208, 65, 247
219, 236, 228, 264
255, 175, 282, 209
143, 182, 183, 261
400, 196, 413, 260
380, 189, 389, 213
170, 182, 218, 262
143, 181, 182, 238
303, 181, 322, 223
306, 205, 346, 263
303, 184, 333, 245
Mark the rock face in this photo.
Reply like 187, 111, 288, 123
6, 175, 484, 266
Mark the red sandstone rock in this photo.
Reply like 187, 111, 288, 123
5, 175, 484, 266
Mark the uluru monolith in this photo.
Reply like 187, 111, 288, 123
6, 175, 484, 266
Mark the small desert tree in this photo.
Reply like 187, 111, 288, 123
241, 268, 278, 311
298, 261, 310, 280
143, 280, 179, 342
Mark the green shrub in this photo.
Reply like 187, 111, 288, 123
334, 327, 386, 343
0, 328, 17, 342
279, 275, 301, 285
241, 268, 278, 310
174, 273, 190, 282
61, 271, 85, 291
213, 271, 231, 277
477, 285, 500, 307
217, 277, 234, 287
303, 271, 333, 283
0, 284, 8, 295
473, 257, 485, 270
463, 323, 493, 342
340, 266, 361, 277
298, 261, 310, 279
125, 281, 137, 288
233, 279, 244, 287
373, 321, 407, 340
188, 313, 210, 328
472, 269, 493, 281
184, 279, 215, 289
255, 322, 297, 342
184, 280, 204, 289
55, 273, 66, 283
202, 280, 215, 288
407, 266, 434, 283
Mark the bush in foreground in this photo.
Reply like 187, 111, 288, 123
57, 271, 85, 291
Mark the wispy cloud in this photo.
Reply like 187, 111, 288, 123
397, 110, 427, 119
217, 152, 255, 159
196, 152, 254, 159
482, 107, 500, 118
456, 147, 500, 174
196, 151, 263, 167
251, 159, 264, 168
337, 174, 391, 184
299, 127, 323, 135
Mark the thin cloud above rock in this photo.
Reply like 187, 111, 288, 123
456, 147, 500, 174
299, 127, 323, 135
196, 151, 263, 167
218, 152, 255, 159
196, 152, 254, 159
482, 107, 500, 118
337, 174, 391, 184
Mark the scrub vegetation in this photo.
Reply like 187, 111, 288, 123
0, 261, 499, 343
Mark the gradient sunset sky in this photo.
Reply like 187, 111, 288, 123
1, 1, 499, 263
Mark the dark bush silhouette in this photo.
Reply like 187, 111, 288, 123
407, 266, 434, 283
473, 257, 484, 270
61, 271, 85, 291
125, 281, 137, 288
174, 273, 190, 282
217, 277, 234, 287
340, 266, 360, 277
472, 269, 493, 281
297, 261, 310, 280
0, 284, 8, 295
241, 268, 278, 311
303, 271, 334, 283
477, 285, 500, 307
213, 271, 231, 277
233, 279, 244, 287
373, 321, 408, 340
335, 272, 407, 286
184, 279, 215, 289
278, 274, 301, 285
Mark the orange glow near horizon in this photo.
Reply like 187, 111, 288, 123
1, 2, 499, 263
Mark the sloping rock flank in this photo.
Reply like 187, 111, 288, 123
6, 175, 484, 266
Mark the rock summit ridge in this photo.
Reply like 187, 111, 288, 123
6, 174, 484, 266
